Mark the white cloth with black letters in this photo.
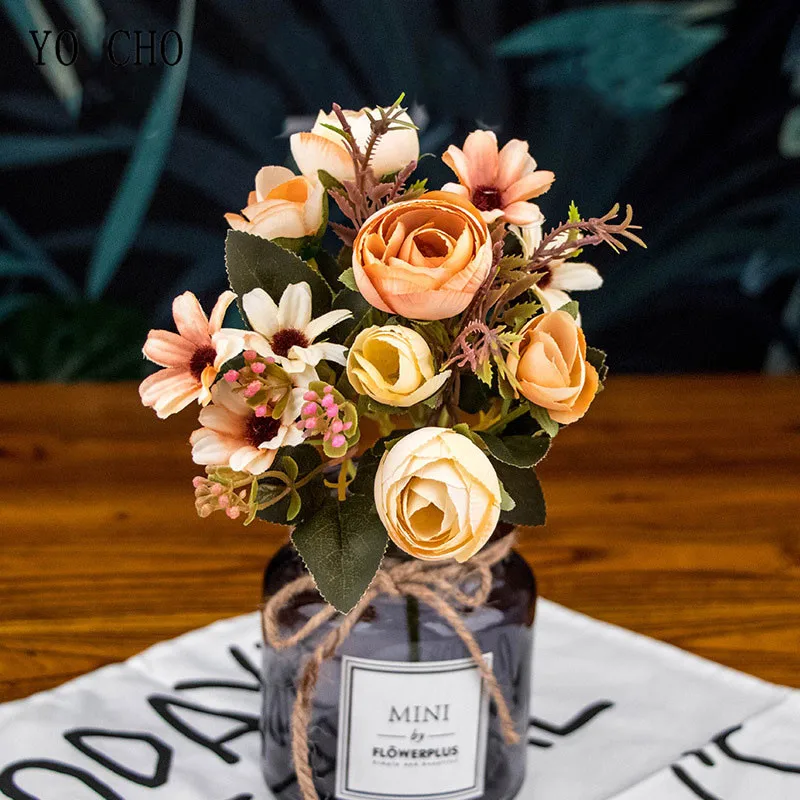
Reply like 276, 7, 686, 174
0, 599, 797, 799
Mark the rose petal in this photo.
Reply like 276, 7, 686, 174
254, 166, 299, 201
290, 132, 355, 183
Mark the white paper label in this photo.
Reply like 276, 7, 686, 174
335, 654, 491, 800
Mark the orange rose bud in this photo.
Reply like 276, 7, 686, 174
506, 310, 599, 425
351, 191, 492, 321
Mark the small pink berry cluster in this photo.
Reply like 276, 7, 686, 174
299, 384, 353, 451
222, 349, 279, 416
193, 475, 249, 520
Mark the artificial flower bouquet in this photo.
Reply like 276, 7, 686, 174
139, 96, 642, 800
139, 96, 642, 614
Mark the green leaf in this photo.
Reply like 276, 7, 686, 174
498, 480, 516, 512
457, 374, 492, 416
338, 267, 359, 292
568, 200, 581, 224
475, 358, 494, 387
490, 459, 546, 527
86, 0, 195, 299
225, 230, 333, 318
317, 169, 345, 192
286, 490, 302, 522
411, 320, 451, 356
338, 246, 353, 270
528, 404, 560, 437
401, 178, 428, 200
586, 346, 609, 382
503, 300, 542, 329
281, 455, 299, 482
331, 288, 372, 341
478, 432, 551, 468
558, 300, 579, 319
315, 249, 342, 288
451, 422, 484, 447
256, 445, 325, 525
291, 493, 388, 613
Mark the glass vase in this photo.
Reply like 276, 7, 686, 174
260, 527, 537, 800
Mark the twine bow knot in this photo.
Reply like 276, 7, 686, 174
261, 536, 520, 800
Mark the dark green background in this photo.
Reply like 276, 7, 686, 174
2, 0, 798, 380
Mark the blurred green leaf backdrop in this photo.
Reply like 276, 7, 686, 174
1, 0, 798, 380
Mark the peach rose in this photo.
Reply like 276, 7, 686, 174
506, 310, 599, 425
225, 166, 324, 242
352, 191, 492, 321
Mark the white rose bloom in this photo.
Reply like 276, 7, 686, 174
290, 107, 419, 183
374, 427, 502, 562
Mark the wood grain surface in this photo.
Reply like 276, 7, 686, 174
1, 376, 798, 702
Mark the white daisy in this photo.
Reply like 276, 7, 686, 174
216, 283, 352, 374
509, 223, 603, 318
190, 381, 306, 476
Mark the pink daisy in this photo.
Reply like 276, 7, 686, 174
139, 290, 238, 419
190, 381, 305, 475
441, 130, 555, 225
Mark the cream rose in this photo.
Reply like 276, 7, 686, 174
374, 427, 501, 562
506, 310, 599, 425
347, 325, 451, 407
225, 166, 324, 242
290, 107, 419, 183
352, 191, 492, 321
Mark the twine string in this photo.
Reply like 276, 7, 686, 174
261, 536, 520, 800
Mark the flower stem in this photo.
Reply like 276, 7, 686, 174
484, 403, 529, 436
406, 596, 421, 662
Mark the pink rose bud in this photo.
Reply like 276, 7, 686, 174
332, 434, 346, 448
320, 393, 335, 408
218, 494, 230, 507
302, 401, 318, 417
343, 421, 353, 431
251, 362, 266, 374
323, 431, 331, 442
244, 349, 257, 361
244, 380, 261, 397
223, 369, 239, 383
326, 404, 339, 419
210, 483, 224, 496
303, 390, 319, 402
192, 476, 205, 488
226, 507, 241, 519
323, 384, 334, 394
305, 418, 318, 430
265, 356, 275, 364
254, 405, 268, 417
331, 420, 344, 434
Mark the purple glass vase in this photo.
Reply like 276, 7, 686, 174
260, 529, 536, 800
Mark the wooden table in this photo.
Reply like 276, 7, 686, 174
1, 376, 799, 702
